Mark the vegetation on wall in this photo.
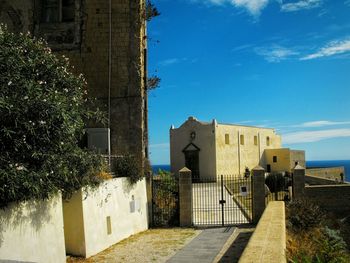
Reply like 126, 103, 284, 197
0, 25, 107, 208
111, 155, 144, 184
145, 0, 160, 22
286, 199, 350, 262
152, 170, 179, 226
147, 75, 161, 91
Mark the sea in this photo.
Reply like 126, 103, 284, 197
152, 160, 350, 182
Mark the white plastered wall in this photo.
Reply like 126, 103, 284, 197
0, 193, 66, 263
63, 177, 148, 258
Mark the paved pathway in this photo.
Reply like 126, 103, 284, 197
166, 227, 236, 263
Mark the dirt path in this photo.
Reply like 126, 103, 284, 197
67, 228, 200, 263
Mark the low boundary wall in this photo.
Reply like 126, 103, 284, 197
239, 201, 286, 263
63, 177, 148, 258
0, 193, 66, 263
306, 167, 345, 183
305, 184, 350, 217
305, 175, 341, 185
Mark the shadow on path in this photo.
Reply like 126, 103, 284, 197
217, 229, 254, 263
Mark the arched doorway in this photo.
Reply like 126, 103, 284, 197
182, 143, 200, 182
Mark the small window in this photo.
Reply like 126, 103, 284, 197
41, 0, 75, 23
273, 156, 277, 163
266, 136, 270, 146
254, 136, 258, 146
41, 0, 60, 23
225, 134, 230, 145
240, 134, 244, 145
62, 0, 75, 22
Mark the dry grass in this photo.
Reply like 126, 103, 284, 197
67, 228, 200, 263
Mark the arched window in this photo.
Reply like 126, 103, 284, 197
266, 136, 270, 146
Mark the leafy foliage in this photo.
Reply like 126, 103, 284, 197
287, 199, 350, 262
265, 173, 289, 193
0, 25, 106, 207
152, 170, 179, 226
287, 198, 325, 232
111, 155, 143, 184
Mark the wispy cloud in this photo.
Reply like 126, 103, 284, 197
283, 129, 350, 144
198, 0, 269, 16
295, 120, 350, 128
231, 44, 254, 52
159, 58, 183, 66
301, 38, 350, 60
281, 0, 322, 12
345, 0, 350, 7
159, 57, 197, 66
254, 45, 299, 62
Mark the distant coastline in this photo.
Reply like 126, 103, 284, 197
152, 160, 350, 181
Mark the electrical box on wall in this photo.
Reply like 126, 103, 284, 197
86, 128, 110, 155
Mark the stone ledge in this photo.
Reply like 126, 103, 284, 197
239, 201, 286, 263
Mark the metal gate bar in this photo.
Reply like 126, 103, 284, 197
192, 175, 252, 226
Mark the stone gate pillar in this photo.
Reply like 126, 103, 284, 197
252, 166, 266, 224
292, 164, 305, 200
179, 167, 192, 227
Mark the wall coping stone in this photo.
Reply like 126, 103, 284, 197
239, 201, 286, 263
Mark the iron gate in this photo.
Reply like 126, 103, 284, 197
192, 175, 252, 226
265, 172, 292, 204
151, 174, 179, 227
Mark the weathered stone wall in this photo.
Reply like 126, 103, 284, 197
305, 184, 350, 217
305, 175, 342, 185
306, 167, 345, 183
0, 0, 148, 167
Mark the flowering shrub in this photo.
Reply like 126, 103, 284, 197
0, 25, 106, 207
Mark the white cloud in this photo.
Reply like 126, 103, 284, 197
301, 38, 350, 60
296, 120, 350, 127
254, 45, 299, 62
283, 129, 350, 144
281, 0, 322, 12
345, 0, 350, 7
230, 0, 269, 16
202, 0, 269, 16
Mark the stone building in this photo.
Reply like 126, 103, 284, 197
0, 0, 149, 167
170, 117, 305, 181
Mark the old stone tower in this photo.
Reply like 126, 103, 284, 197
0, 0, 148, 167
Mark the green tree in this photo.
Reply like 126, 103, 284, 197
0, 25, 106, 207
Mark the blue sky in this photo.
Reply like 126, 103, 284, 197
147, 0, 350, 164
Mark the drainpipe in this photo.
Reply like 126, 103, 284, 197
108, 0, 112, 160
